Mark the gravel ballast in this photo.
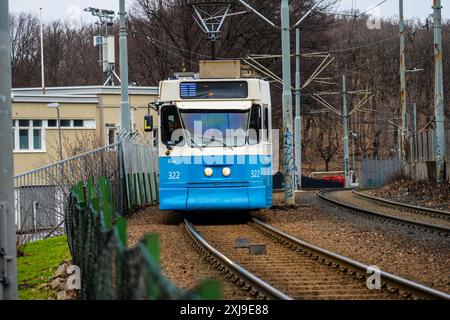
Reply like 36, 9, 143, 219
127, 191, 450, 298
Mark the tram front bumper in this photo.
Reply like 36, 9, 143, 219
159, 186, 267, 211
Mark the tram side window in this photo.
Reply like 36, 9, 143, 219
161, 106, 182, 146
248, 105, 261, 145
263, 107, 269, 141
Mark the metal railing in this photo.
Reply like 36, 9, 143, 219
14, 133, 159, 247
122, 134, 159, 210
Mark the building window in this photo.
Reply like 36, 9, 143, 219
33, 129, 42, 149
46, 119, 95, 129
13, 120, 44, 152
60, 120, 71, 127
47, 120, 57, 127
19, 129, 29, 150
73, 120, 84, 127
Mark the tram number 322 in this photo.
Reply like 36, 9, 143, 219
169, 171, 181, 180
251, 170, 260, 178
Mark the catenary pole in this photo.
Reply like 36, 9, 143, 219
0, 0, 18, 300
433, 0, 446, 182
119, 0, 131, 133
342, 75, 351, 189
281, 0, 295, 205
292, 0, 325, 192
399, 0, 407, 162
295, 27, 302, 190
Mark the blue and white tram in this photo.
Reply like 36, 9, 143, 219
155, 78, 273, 211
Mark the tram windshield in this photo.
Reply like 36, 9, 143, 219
180, 110, 250, 148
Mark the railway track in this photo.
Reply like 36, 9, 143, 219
318, 189, 450, 236
183, 218, 450, 300
352, 190, 450, 221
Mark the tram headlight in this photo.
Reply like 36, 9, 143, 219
222, 167, 231, 177
204, 167, 214, 177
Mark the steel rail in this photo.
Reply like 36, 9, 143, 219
183, 220, 292, 300
352, 190, 450, 219
317, 189, 450, 235
252, 218, 450, 300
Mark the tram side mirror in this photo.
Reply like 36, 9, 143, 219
144, 115, 154, 132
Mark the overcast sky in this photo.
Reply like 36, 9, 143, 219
8, 0, 450, 23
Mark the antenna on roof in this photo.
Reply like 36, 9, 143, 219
84, 7, 120, 86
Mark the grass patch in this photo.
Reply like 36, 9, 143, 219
17, 236, 71, 300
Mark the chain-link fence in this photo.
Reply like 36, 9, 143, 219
14, 133, 159, 247
14, 142, 122, 247
67, 177, 219, 300
359, 157, 404, 188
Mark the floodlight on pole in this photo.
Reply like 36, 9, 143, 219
84, 7, 118, 86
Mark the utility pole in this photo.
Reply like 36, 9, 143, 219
0, 0, 18, 300
295, 27, 302, 190
399, 0, 407, 162
342, 75, 351, 189
291, 0, 325, 192
433, 0, 446, 183
119, 0, 131, 133
281, 0, 295, 205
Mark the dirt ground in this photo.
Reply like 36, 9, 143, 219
371, 179, 450, 211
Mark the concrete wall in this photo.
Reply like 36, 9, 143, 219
405, 161, 449, 182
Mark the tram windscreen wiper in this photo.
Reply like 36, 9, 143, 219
190, 137, 203, 151
209, 137, 232, 149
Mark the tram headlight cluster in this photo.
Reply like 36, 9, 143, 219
204, 168, 214, 177
222, 167, 231, 177
204, 167, 231, 177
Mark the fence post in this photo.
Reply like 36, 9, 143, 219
118, 138, 128, 214
0, 0, 18, 300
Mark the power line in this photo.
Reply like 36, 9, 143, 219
149, 40, 199, 66
315, 35, 400, 55
145, 36, 211, 59
357, 0, 388, 17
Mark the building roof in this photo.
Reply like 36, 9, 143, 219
12, 85, 159, 104
12, 94, 99, 104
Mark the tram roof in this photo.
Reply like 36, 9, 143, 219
159, 78, 270, 103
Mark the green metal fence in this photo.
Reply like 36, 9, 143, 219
122, 135, 159, 210
66, 177, 220, 300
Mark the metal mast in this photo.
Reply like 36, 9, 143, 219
281, 0, 295, 205
342, 75, 351, 189
399, 0, 407, 162
433, 0, 446, 182
292, 0, 324, 191
0, 0, 18, 300
295, 27, 302, 190
119, 0, 132, 133
40, 8, 46, 94
84, 7, 118, 86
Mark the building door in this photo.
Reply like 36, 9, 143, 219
107, 126, 119, 145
